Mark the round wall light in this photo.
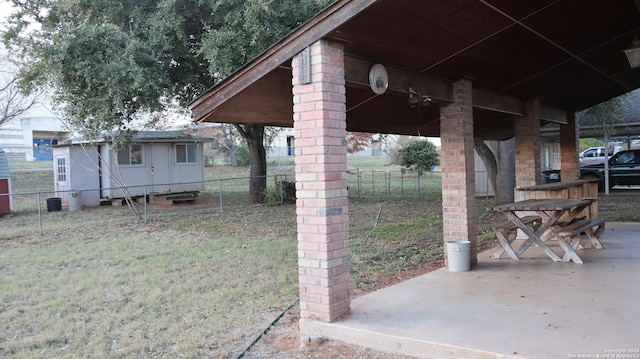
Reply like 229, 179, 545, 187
368, 64, 389, 95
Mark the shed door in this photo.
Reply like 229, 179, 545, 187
54, 155, 69, 193
150, 144, 171, 193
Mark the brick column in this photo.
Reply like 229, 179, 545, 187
440, 79, 477, 264
292, 40, 350, 324
560, 112, 579, 181
515, 100, 542, 187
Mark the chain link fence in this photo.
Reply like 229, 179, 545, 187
346, 168, 441, 198
1, 169, 440, 239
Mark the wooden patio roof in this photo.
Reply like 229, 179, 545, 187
190, 0, 640, 141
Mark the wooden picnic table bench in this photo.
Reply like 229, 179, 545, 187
490, 198, 605, 263
555, 218, 606, 264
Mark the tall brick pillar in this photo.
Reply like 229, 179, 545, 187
560, 112, 579, 181
291, 40, 350, 324
515, 100, 542, 187
440, 79, 477, 264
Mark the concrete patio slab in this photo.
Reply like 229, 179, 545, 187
300, 222, 640, 359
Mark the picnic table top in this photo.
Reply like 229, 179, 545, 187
490, 198, 592, 212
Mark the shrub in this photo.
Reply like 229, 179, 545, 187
399, 140, 439, 173
235, 145, 250, 166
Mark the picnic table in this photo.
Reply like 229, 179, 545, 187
514, 179, 599, 218
490, 198, 605, 264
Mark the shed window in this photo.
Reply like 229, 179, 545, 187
117, 145, 143, 165
176, 144, 197, 163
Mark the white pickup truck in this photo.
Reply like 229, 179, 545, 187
579, 146, 623, 166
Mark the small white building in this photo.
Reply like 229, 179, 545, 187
267, 128, 387, 159
0, 116, 71, 161
53, 131, 210, 207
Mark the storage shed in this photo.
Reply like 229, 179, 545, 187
53, 131, 211, 207
0, 148, 11, 215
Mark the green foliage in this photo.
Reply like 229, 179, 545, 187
235, 144, 250, 167
579, 138, 604, 150
398, 140, 440, 173
2, 0, 332, 141
200, 0, 333, 78
583, 94, 628, 137
4, 0, 213, 141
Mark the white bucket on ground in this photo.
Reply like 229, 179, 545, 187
446, 240, 471, 272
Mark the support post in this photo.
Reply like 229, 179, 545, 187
560, 111, 579, 181
515, 100, 542, 188
292, 40, 350, 326
440, 79, 478, 265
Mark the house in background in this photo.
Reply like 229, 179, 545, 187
267, 128, 388, 159
52, 131, 211, 208
0, 94, 71, 161
0, 115, 71, 161
541, 89, 640, 171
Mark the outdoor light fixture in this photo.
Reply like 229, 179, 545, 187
368, 64, 389, 95
624, 39, 640, 68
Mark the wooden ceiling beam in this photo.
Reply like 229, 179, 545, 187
344, 56, 453, 103
344, 55, 567, 124
539, 106, 568, 125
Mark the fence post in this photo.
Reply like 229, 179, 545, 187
37, 192, 43, 236
416, 172, 421, 199
219, 180, 223, 212
371, 169, 375, 196
143, 185, 148, 223
387, 171, 391, 195
278, 175, 284, 204
356, 168, 361, 197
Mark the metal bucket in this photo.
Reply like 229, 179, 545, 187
446, 240, 471, 272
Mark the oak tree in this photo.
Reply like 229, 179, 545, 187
3, 0, 331, 203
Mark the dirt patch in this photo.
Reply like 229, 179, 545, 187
244, 234, 500, 359
241, 257, 452, 359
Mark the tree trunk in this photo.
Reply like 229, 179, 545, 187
228, 147, 238, 167
474, 139, 498, 196
474, 138, 515, 204
496, 138, 515, 203
220, 124, 238, 167
235, 124, 267, 203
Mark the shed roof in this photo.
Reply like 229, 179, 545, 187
123, 131, 213, 143
57, 131, 213, 146
190, 0, 640, 141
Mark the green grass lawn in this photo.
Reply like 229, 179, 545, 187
0, 196, 452, 358
0, 210, 300, 358
8, 161, 53, 171
1, 156, 450, 358
2, 156, 639, 358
